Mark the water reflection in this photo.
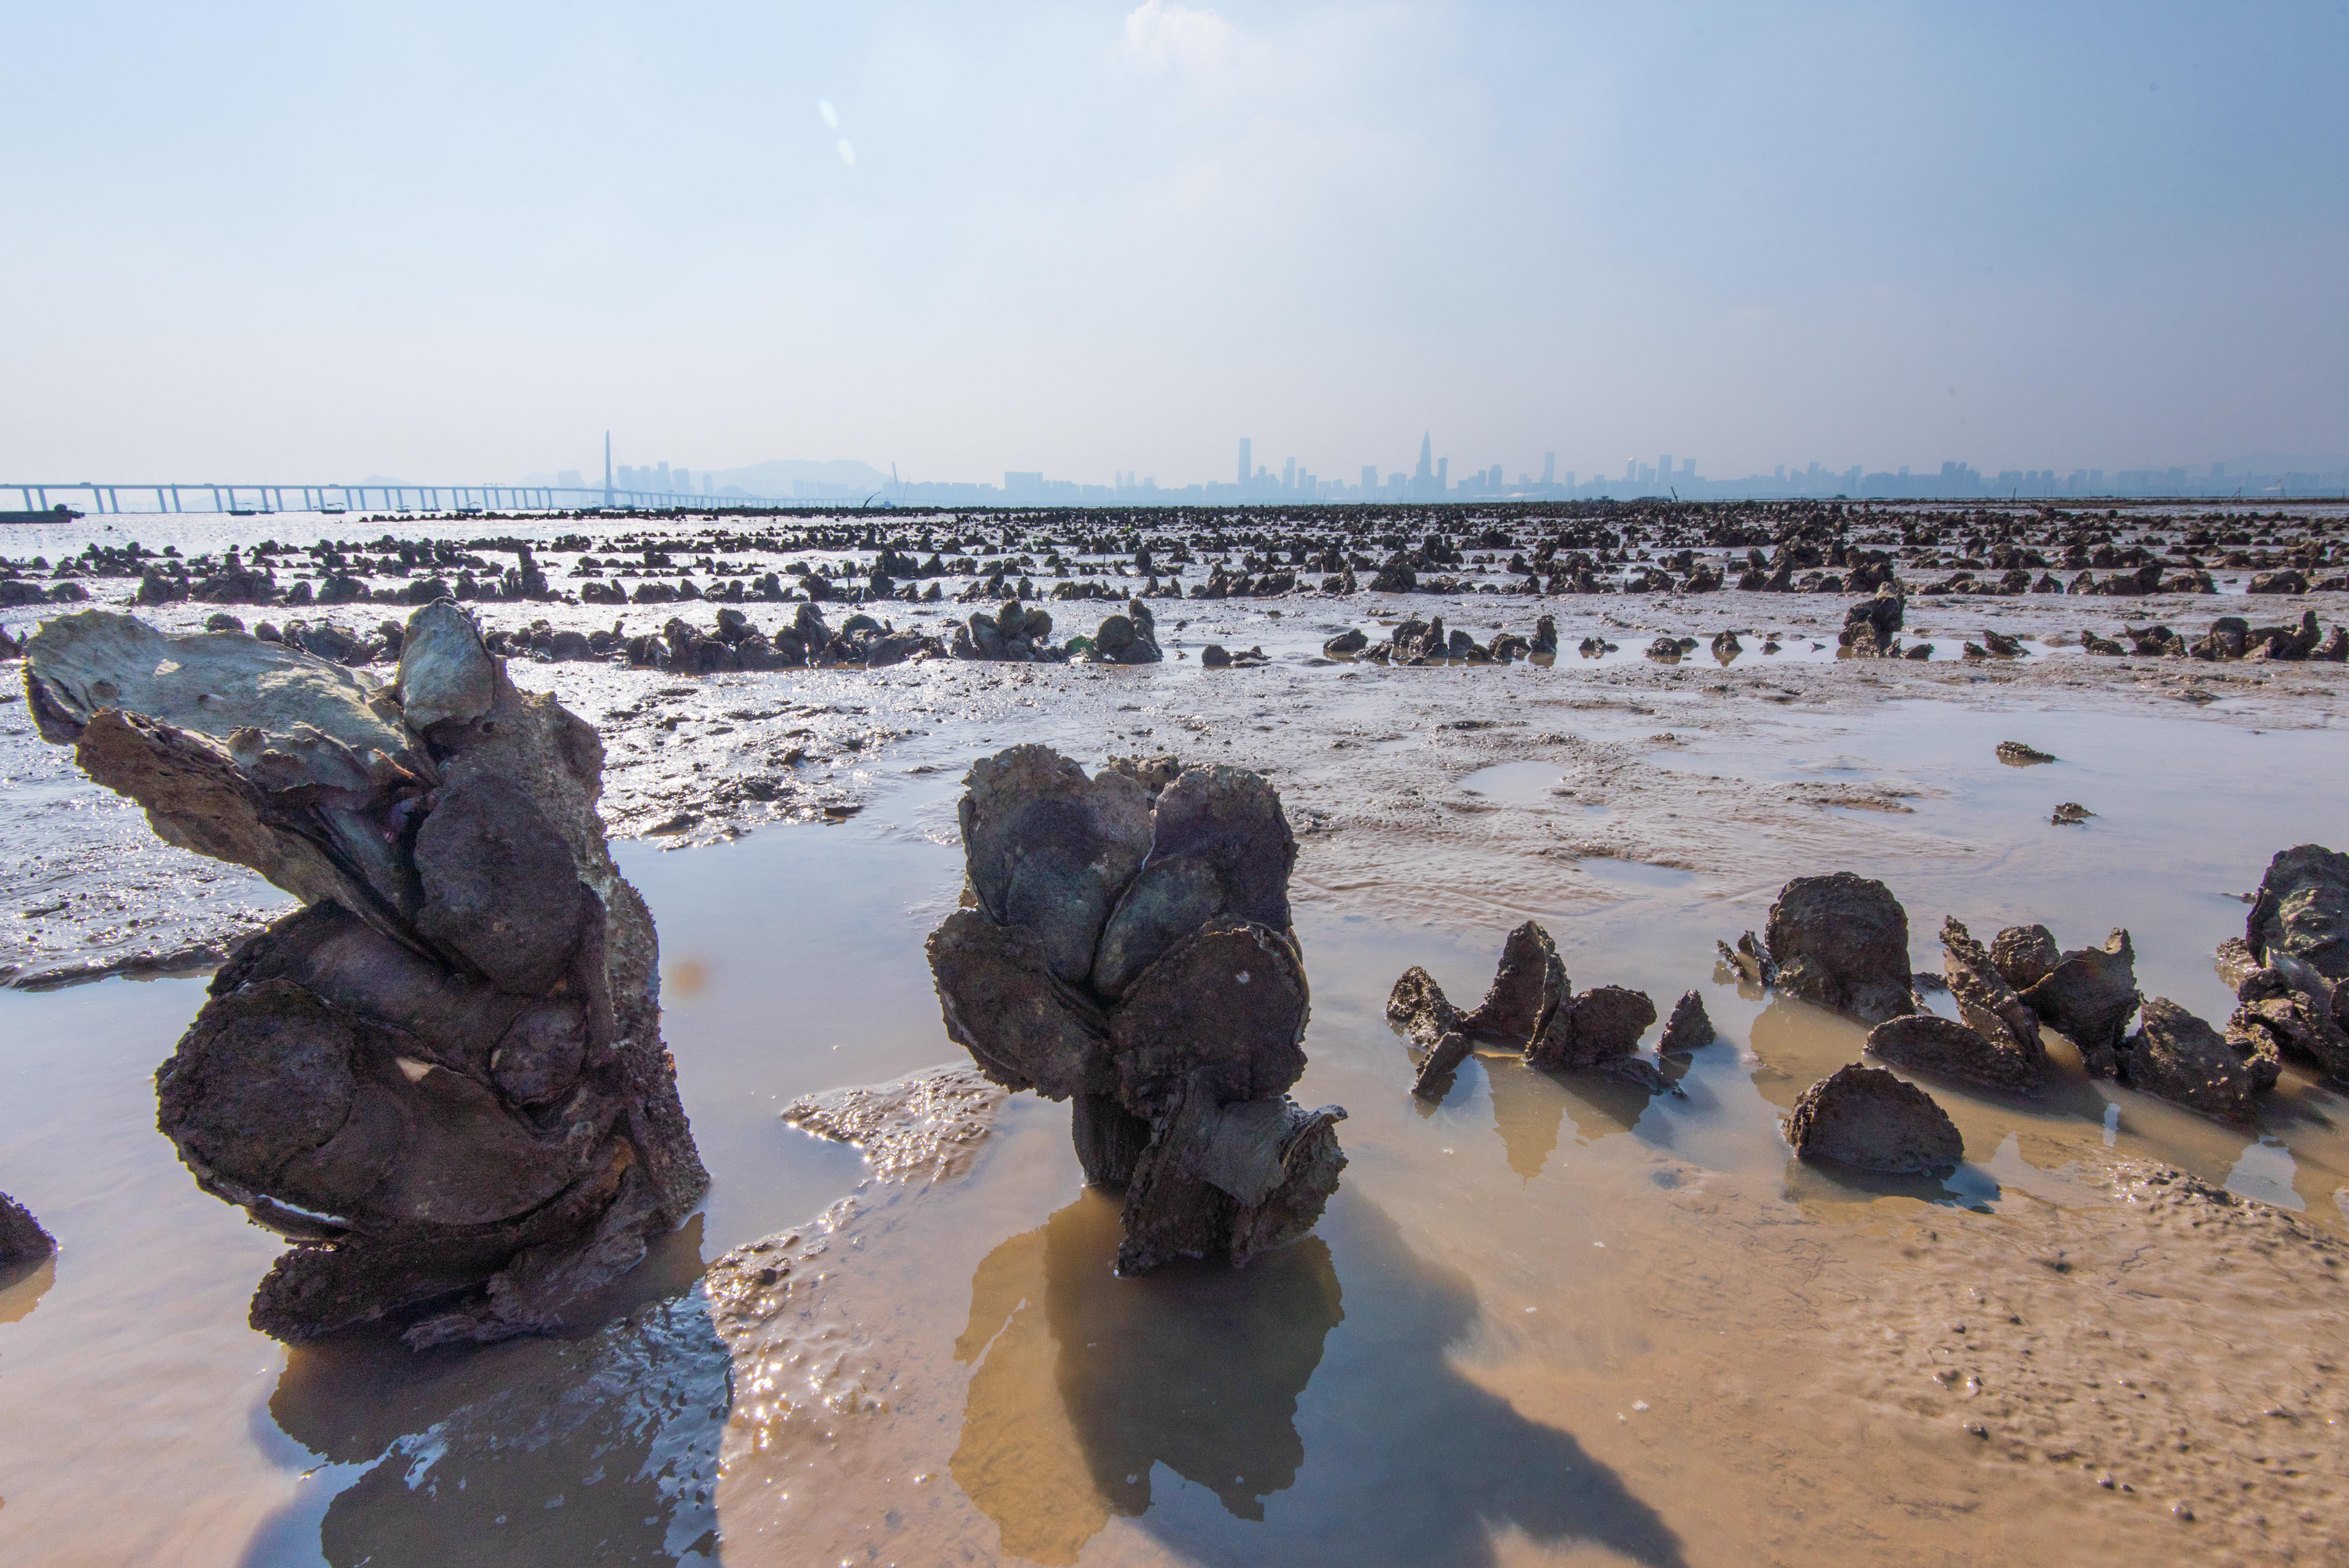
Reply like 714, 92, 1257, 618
240, 1224, 726, 1567
2240, 1081, 2349, 1215
2226, 1137, 2306, 1210
0, 1253, 55, 1325
1482, 1054, 1665, 1179
1742, 997, 1869, 1113
953, 1191, 1686, 1568
1780, 1153, 1996, 1211
1751, 995, 2115, 1128
951, 1190, 1338, 1560
1737, 991, 2349, 1221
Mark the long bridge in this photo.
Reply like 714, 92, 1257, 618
4, 480, 788, 517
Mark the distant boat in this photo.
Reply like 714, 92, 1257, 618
1, 504, 82, 524
318, 504, 348, 515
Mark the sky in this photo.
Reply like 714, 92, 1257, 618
4, 1, 2344, 488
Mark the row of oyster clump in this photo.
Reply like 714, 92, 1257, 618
86, 588, 2344, 684
117, 595, 1170, 674
1383, 848, 2347, 1179
517, 595, 2349, 675
1386, 922, 1712, 1101
1322, 614, 1563, 665
139, 596, 1574, 675
1833, 588, 2349, 663
1729, 853, 2346, 1172
1723, 855, 2347, 1122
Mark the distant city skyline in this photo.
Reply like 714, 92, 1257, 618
507, 437, 2349, 507
22, 438, 2344, 520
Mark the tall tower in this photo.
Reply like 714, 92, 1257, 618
1237, 438, 1251, 489
1415, 433, 1433, 484
1543, 452, 1556, 484
603, 432, 614, 507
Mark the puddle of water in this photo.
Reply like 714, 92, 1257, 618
717, 879, 2349, 1563
618, 819, 967, 1249
1651, 702, 2343, 1035
1456, 760, 1567, 805
0, 973, 313, 1559
2226, 1137, 2307, 1210
0, 796, 974, 1566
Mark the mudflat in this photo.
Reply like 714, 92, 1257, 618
2, 499, 2345, 1566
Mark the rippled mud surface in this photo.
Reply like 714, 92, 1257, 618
4, 509, 2348, 1566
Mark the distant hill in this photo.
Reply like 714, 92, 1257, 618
709, 459, 890, 496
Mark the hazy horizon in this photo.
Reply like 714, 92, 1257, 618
6, 2, 2343, 489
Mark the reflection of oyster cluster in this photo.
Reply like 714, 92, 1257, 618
25, 607, 706, 1345
926, 745, 1345, 1273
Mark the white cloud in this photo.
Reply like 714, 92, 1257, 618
1115, 0, 1241, 75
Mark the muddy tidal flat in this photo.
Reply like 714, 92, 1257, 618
4, 499, 2348, 1567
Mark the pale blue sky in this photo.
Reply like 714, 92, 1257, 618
5, 2, 2343, 486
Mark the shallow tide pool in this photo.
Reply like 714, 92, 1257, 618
2, 695, 2344, 1566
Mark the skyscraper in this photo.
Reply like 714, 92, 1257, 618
1283, 457, 1295, 490
1658, 455, 1673, 489
1237, 438, 1251, 488
1543, 452, 1556, 484
603, 432, 613, 507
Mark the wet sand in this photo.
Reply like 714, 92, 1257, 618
3, 506, 2347, 1565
